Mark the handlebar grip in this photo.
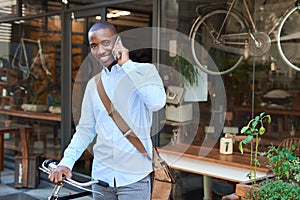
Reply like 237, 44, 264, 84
44, 159, 59, 168
97, 180, 109, 187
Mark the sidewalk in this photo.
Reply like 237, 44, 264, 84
0, 167, 93, 200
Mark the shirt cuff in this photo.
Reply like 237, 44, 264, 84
121, 59, 135, 71
58, 157, 76, 170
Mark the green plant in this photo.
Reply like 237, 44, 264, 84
250, 146, 300, 200
252, 179, 300, 200
264, 145, 298, 181
239, 112, 271, 185
291, 158, 300, 183
172, 51, 198, 86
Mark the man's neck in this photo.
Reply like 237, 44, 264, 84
106, 60, 118, 71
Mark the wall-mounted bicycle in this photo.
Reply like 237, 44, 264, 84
12, 38, 51, 79
10, 38, 54, 103
189, 0, 300, 75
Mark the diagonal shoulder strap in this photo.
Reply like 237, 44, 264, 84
95, 73, 151, 160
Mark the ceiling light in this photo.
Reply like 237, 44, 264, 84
118, 11, 131, 16
106, 10, 131, 19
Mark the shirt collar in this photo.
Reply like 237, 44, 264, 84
103, 61, 122, 75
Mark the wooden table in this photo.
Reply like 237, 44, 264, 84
0, 109, 61, 122
158, 144, 270, 200
0, 123, 32, 187
0, 109, 61, 147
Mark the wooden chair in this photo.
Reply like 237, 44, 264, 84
279, 137, 300, 156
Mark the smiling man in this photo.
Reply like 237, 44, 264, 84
49, 21, 166, 200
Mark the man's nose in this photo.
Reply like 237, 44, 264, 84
96, 45, 105, 55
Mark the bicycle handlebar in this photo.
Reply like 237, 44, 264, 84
39, 159, 108, 197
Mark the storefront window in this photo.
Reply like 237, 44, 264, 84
159, 0, 300, 198
5, 15, 62, 106
160, 0, 300, 146
0, 0, 156, 179
0, 14, 62, 158
0, 0, 298, 196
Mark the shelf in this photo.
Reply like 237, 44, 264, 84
234, 106, 300, 116
0, 109, 61, 122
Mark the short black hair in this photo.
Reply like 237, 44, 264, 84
89, 21, 117, 34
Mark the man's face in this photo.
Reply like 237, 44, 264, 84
88, 28, 117, 67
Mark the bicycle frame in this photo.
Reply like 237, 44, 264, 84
204, 0, 298, 57
12, 38, 51, 79
48, 184, 91, 200
189, 0, 300, 75
221, 0, 263, 52
219, 0, 256, 35
219, 0, 297, 44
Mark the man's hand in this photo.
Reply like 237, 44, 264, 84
113, 36, 130, 66
48, 165, 72, 184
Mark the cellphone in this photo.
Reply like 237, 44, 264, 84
112, 35, 122, 61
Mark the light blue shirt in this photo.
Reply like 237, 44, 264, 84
59, 60, 166, 187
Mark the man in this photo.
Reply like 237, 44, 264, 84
49, 21, 166, 200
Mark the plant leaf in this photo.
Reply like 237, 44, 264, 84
241, 126, 248, 134
286, 153, 296, 161
259, 112, 265, 117
242, 135, 253, 144
239, 142, 244, 154
252, 121, 258, 128
269, 155, 278, 163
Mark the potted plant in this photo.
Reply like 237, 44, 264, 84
249, 145, 300, 199
238, 112, 271, 184
234, 112, 272, 199
233, 112, 300, 200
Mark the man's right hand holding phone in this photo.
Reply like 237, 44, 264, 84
112, 35, 130, 67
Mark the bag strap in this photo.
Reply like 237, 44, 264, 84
95, 73, 151, 160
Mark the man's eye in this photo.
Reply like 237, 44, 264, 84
102, 41, 111, 46
90, 44, 97, 49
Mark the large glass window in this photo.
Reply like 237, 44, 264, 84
0, 0, 155, 176
159, 0, 300, 198
159, 0, 300, 148
0, 14, 62, 159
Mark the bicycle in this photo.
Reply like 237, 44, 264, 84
189, 0, 300, 75
10, 38, 54, 103
12, 38, 52, 79
40, 159, 109, 200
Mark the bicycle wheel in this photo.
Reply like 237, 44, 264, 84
277, 7, 300, 71
277, 6, 300, 71
190, 10, 247, 75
